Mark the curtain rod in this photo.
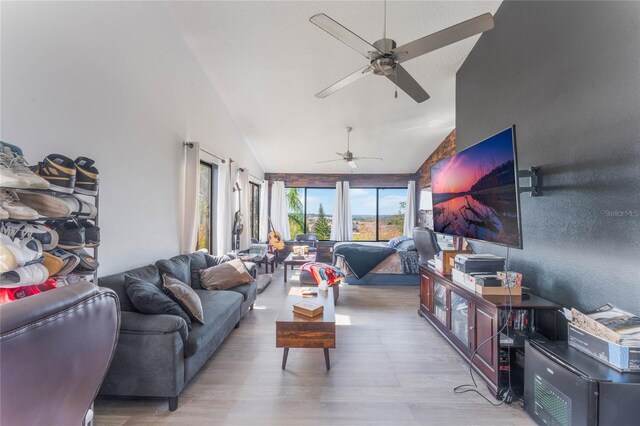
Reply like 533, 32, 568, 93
238, 167, 262, 182
183, 142, 226, 163
184, 142, 262, 181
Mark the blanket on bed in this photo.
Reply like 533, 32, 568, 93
333, 244, 396, 279
397, 250, 420, 274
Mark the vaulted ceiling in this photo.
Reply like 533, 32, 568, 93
169, 1, 501, 174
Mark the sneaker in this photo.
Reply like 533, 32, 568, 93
45, 219, 84, 249
0, 147, 50, 190
58, 194, 96, 218
31, 154, 76, 194
0, 237, 18, 274
0, 141, 24, 156
0, 153, 29, 189
15, 190, 72, 218
42, 252, 64, 276
72, 248, 99, 273
0, 205, 8, 220
0, 235, 43, 270
80, 220, 100, 247
0, 263, 49, 288
47, 248, 81, 276
0, 221, 59, 250
74, 157, 99, 196
0, 189, 39, 220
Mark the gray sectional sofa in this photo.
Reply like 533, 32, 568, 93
98, 251, 257, 411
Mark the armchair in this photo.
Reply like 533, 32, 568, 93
0, 283, 120, 426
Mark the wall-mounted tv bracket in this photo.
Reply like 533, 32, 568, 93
518, 167, 540, 196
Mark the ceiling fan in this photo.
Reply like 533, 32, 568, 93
310, 3, 494, 103
317, 127, 382, 169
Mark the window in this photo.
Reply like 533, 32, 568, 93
350, 188, 377, 241
250, 182, 260, 241
350, 187, 408, 241
286, 187, 335, 240
305, 188, 334, 240
377, 188, 407, 240
197, 162, 214, 251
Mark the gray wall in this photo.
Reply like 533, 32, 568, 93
456, 1, 640, 313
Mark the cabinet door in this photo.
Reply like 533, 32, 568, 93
432, 281, 447, 326
420, 273, 432, 313
449, 289, 470, 349
472, 303, 498, 378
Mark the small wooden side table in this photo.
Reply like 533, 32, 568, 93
276, 287, 335, 370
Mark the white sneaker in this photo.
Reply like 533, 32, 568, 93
0, 150, 50, 190
0, 234, 42, 273
0, 189, 39, 219
0, 263, 49, 288
0, 154, 29, 189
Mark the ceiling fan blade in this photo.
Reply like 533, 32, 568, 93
352, 157, 383, 161
387, 64, 430, 103
316, 158, 346, 164
316, 65, 372, 98
392, 13, 494, 63
310, 13, 381, 60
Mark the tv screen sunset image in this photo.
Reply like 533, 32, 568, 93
431, 127, 521, 247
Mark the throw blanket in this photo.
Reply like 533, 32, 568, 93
333, 244, 396, 279
300, 262, 345, 286
397, 250, 420, 274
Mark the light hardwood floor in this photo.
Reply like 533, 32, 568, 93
95, 266, 534, 426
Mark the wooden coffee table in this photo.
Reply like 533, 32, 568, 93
283, 253, 315, 282
275, 287, 335, 370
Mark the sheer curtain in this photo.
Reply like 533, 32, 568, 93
258, 180, 269, 242
180, 142, 200, 253
216, 160, 233, 255
270, 181, 291, 241
403, 180, 416, 237
236, 169, 251, 250
330, 181, 352, 241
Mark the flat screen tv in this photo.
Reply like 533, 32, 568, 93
430, 126, 521, 248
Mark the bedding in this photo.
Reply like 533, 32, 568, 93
333, 244, 395, 279
333, 240, 420, 278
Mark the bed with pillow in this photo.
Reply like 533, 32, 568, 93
333, 237, 420, 285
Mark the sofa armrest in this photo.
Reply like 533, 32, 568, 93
120, 311, 188, 343
0, 283, 102, 333
100, 311, 186, 399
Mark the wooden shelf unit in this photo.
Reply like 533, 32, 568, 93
418, 265, 560, 398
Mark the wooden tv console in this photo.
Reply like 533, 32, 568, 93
418, 266, 560, 398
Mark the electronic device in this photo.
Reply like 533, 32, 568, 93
430, 126, 522, 248
454, 254, 506, 273
524, 339, 640, 426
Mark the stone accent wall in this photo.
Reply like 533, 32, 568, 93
414, 130, 456, 190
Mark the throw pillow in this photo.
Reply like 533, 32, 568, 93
162, 274, 205, 324
200, 259, 253, 291
396, 239, 416, 251
156, 255, 191, 287
205, 254, 233, 268
124, 275, 192, 329
388, 236, 411, 248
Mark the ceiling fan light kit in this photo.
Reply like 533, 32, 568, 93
310, 3, 494, 103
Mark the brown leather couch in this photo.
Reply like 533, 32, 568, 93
0, 283, 120, 426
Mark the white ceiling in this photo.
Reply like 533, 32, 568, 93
168, 1, 501, 174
